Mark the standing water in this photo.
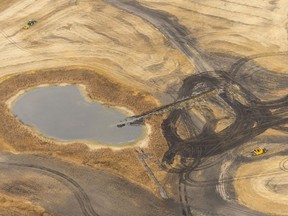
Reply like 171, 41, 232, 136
11, 85, 144, 145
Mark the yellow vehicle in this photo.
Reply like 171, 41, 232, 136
251, 147, 267, 156
23, 25, 30, 30
23, 19, 37, 30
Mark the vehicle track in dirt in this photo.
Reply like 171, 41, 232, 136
162, 70, 287, 215
104, 0, 213, 73
162, 70, 287, 167
229, 52, 288, 77
0, 162, 99, 216
104, 1, 288, 215
0, 30, 31, 54
1, 0, 286, 215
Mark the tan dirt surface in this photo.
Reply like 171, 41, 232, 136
139, 0, 288, 57
0, 0, 191, 200
0, 0, 288, 215
0, 0, 192, 94
235, 156, 288, 215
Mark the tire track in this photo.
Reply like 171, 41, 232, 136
279, 158, 288, 172
0, 162, 99, 216
187, 163, 288, 187
161, 70, 287, 215
0, 30, 32, 54
229, 52, 288, 77
178, 174, 192, 216
104, 0, 213, 72
103, 1, 288, 215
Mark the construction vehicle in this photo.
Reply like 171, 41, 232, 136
251, 147, 268, 156
23, 25, 29, 30
23, 19, 37, 30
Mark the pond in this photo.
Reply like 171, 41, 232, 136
11, 85, 144, 145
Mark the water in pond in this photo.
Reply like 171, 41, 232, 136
11, 85, 144, 145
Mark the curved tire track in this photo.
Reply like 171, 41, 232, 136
0, 162, 99, 216
229, 52, 288, 77
102, 1, 287, 215
279, 158, 288, 172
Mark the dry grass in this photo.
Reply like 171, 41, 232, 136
0, 193, 52, 216
0, 67, 171, 195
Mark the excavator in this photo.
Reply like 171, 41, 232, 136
23, 19, 37, 30
251, 147, 268, 156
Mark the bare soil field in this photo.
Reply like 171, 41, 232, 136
0, 0, 287, 215
235, 156, 288, 215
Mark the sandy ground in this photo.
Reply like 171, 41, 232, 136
235, 156, 288, 215
139, 0, 288, 57
0, 0, 288, 215
0, 0, 192, 96
0, 153, 179, 216
0, 1, 193, 206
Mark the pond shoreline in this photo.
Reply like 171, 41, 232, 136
0, 68, 157, 149
0, 67, 169, 197
9, 84, 149, 148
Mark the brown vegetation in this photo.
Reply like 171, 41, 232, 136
0, 193, 52, 216
0, 67, 170, 195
